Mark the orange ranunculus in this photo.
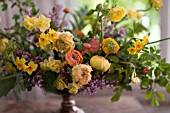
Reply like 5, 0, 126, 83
74, 29, 85, 38
143, 35, 149, 45
65, 50, 83, 66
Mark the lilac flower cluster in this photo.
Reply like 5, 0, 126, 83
78, 75, 116, 95
14, 50, 44, 87
103, 18, 126, 42
47, 4, 67, 29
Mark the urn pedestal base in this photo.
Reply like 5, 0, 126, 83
60, 93, 84, 113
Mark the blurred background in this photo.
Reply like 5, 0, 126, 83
0, 0, 170, 113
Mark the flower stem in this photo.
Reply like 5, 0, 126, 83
0, 32, 11, 39
100, 18, 104, 43
120, 37, 135, 50
93, 10, 100, 37
137, 6, 152, 12
60, 13, 67, 31
147, 37, 170, 45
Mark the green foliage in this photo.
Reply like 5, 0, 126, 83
111, 88, 122, 102
151, 95, 159, 106
42, 71, 58, 93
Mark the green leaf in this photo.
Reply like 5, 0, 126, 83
156, 92, 165, 101
2, 3, 8, 11
0, 76, 16, 97
11, 3, 17, 8
151, 95, 159, 106
86, 9, 95, 16
145, 91, 153, 100
154, 67, 161, 77
157, 77, 168, 87
111, 92, 121, 102
166, 84, 170, 94
108, 56, 119, 63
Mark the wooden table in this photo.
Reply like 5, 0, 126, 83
0, 95, 147, 113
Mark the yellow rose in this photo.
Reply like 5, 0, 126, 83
90, 55, 111, 72
110, 6, 126, 22
0, 38, 8, 52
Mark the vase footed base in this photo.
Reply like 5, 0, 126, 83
59, 106, 85, 113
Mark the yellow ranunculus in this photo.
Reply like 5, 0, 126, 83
40, 59, 49, 71
0, 38, 8, 52
35, 14, 51, 32
54, 75, 67, 90
127, 10, 142, 20
15, 57, 27, 70
150, 0, 163, 9
102, 38, 120, 54
90, 55, 111, 72
127, 47, 137, 54
110, 6, 126, 22
25, 61, 38, 75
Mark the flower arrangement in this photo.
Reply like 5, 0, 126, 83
0, 0, 170, 106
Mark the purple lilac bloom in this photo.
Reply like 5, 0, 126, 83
78, 75, 116, 95
32, 70, 43, 87
118, 27, 126, 38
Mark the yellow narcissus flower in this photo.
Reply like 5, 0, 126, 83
35, 14, 51, 32
52, 32, 75, 53
40, 59, 48, 70
143, 35, 149, 45
68, 83, 81, 94
150, 0, 163, 9
90, 55, 111, 72
25, 61, 38, 75
110, 6, 126, 22
36, 33, 50, 49
48, 29, 59, 42
134, 39, 144, 52
127, 47, 137, 54
22, 15, 37, 31
47, 58, 61, 73
0, 38, 8, 52
54, 75, 68, 90
15, 57, 27, 70
127, 10, 142, 20
72, 64, 92, 85
102, 38, 120, 54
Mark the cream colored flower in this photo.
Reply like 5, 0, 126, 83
90, 55, 111, 72
35, 14, 51, 32
52, 31, 75, 53
0, 38, 8, 52
131, 71, 140, 84
72, 64, 92, 85
22, 15, 37, 31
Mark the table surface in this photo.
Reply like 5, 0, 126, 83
0, 95, 147, 113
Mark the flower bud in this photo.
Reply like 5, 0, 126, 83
142, 67, 148, 74
63, 8, 70, 13
96, 4, 103, 11
131, 77, 140, 84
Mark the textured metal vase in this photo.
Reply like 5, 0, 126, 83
59, 91, 84, 113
